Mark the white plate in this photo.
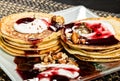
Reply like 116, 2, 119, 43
0, 6, 99, 81
52, 6, 98, 24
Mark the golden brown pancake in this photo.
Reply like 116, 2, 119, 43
61, 17, 120, 62
75, 54, 120, 62
61, 40, 120, 62
61, 40, 120, 58
1, 37, 60, 50
0, 39, 62, 57
0, 12, 64, 44
0, 12, 64, 57
61, 17, 120, 50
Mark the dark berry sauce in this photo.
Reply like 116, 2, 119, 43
76, 60, 95, 76
28, 38, 42, 45
64, 23, 74, 28
14, 57, 41, 80
16, 17, 35, 24
49, 22, 63, 32
87, 35, 119, 45
14, 55, 96, 80
17, 69, 39, 80
64, 22, 119, 46
30, 45, 38, 48
23, 38, 42, 56
48, 16, 64, 32
51, 75, 69, 81
24, 50, 40, 55
16, 17, 64, 32
14, 57, 41, 66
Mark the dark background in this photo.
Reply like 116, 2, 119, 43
53, 0, 120, 13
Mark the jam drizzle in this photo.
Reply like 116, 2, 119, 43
14, 54, 96, 80
24, 50, 40, 55
48, 16, 64, 32
16, 17, 35, 24
87, 35, 119, 45
25, 38, 42, 55
28, 38, 42, 45
65, 22, 119, 45
15, 17, 64, 55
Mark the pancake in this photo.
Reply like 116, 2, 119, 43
60, 17, 120, 62
62, 41, 120, 62
0, 39, 62, 57
61, 17, 120, 50
61, 40, 120, 59
0, 12, 64, 44
1, 29, 61, 44
0, 12, 64, 57
75, 54, 120, 62
1, 37, 60, 50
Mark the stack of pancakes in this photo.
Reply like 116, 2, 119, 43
61, 17, 120, 62
1, 12, 120, 63
0, 12, 64, 57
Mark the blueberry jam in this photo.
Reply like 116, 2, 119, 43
16, 16, 64, 32
14, 55, 96, 81
14, 57, 41, 80
28, 38, 42, 45
22, 38, 41, 56
48, 16, 64, 32
87, 35, 119, 45
51, 75, 69, 81
17, 69, 39, 80
64, 22, 119, 45
48, 23, 63, 32
16, 17, 35, 24
24, 50, 40, 55
76, 60, 95, 76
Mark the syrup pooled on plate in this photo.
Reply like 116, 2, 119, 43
14, 52, 96, 81
50, 75, 69, 81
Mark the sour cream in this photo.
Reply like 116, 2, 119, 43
14, 18, 49, 33
73, 20, 115, 39
80, 20, 115, 35
34, 64, 79, 81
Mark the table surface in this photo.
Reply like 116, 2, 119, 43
0, 0, 120, 81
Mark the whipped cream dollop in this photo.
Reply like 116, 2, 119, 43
14, 18, 49, 33
25, 64, 80, 81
